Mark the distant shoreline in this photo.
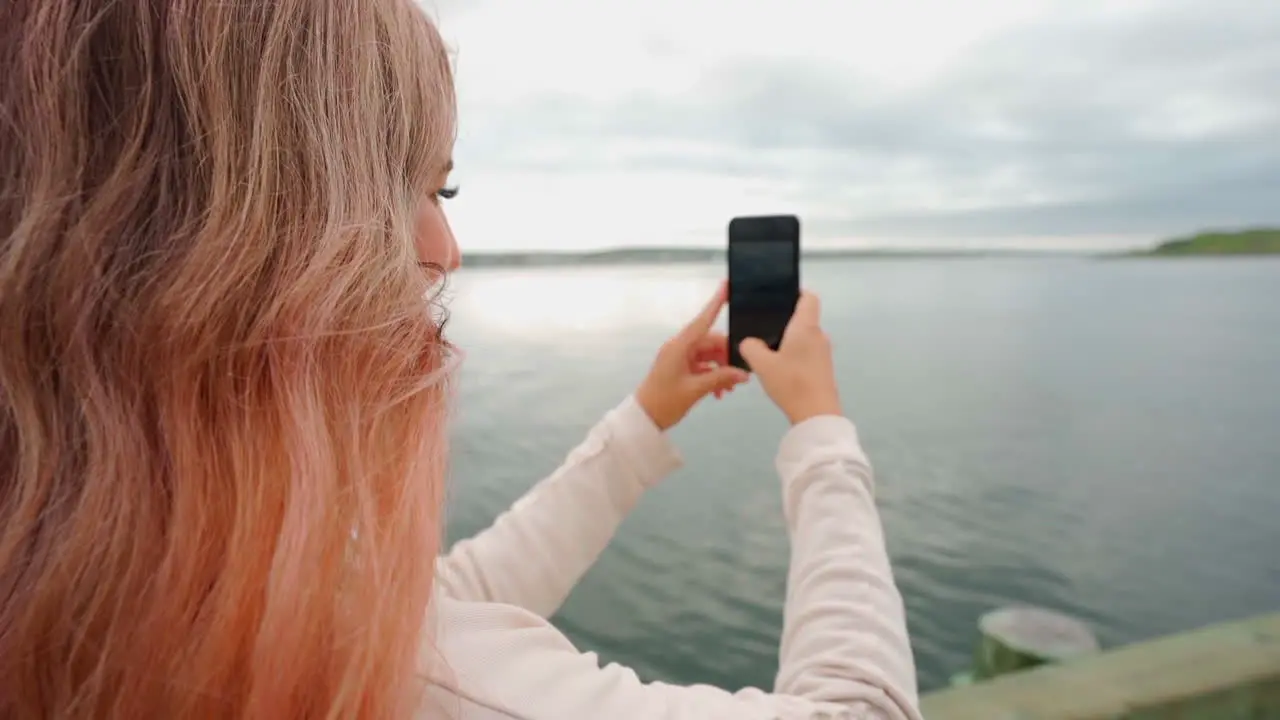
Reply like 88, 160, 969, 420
457, 228, 1280, 269
1136, 228, 1280, 257
458, 247, 1086, 269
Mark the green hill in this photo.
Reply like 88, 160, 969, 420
1149, 228, 1280, 256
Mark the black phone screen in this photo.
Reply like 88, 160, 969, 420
728, 215, 800, 370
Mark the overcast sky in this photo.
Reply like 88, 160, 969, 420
425, 0, 1280, 252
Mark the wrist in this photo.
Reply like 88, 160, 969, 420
786, 400, 843, 425
634, 385, 677, 431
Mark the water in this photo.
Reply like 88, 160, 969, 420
443, 257, 1280, 693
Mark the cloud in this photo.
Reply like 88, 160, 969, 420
419, 0, 479, 19
438, 0, 1280, 249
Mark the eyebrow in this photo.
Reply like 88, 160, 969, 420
444, 159, 454, 174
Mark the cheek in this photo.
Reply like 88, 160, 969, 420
415, 203, 460, 270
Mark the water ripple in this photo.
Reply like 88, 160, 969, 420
447, 259, 1280, 692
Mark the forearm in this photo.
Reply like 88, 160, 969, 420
773, 416, 920, 717
436, 395, 680, 617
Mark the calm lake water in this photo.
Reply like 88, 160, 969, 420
443, 257, 1280, 692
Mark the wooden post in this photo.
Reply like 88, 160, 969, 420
971, 606, 1099, 681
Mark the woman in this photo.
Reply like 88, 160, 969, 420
0, 1, 920, 718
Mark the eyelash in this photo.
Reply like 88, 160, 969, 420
436, 186, 459, 201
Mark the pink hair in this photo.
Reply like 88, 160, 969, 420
0, 0, 456, 716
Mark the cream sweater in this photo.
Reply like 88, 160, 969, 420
422, 396, 922, 720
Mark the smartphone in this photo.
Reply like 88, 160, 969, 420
728, 215, 800, 370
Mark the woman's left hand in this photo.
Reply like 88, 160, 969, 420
635, 282, 750, 431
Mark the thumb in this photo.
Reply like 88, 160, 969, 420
738, 338, 776, 374
692, 365, 748, 396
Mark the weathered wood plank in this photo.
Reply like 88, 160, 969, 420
922, 613, 1280, 719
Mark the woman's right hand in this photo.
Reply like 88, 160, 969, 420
738, 291, 843, 425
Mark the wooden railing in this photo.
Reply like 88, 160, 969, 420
921, 612, 1280, 719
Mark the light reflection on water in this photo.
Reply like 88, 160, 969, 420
447, 265, 723, 342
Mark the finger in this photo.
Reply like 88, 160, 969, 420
789, 290, 821, 327
713, 384, 739, 399
738, 337, 775, 372
678, 281, 728, 341
690, 332, 729, 366
691, 339, 733, 377
691, 331, 728, 354
692, 365, 749, 396
692, 345, 729, 370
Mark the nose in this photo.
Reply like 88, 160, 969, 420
417, 201, 461, 272
445, 231, 461, 272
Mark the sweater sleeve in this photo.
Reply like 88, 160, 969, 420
771, 415, 919, 712
427, 414, 922, 720
435, 395, 681, 618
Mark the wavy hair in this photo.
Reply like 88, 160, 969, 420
0, 0, 456, 717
